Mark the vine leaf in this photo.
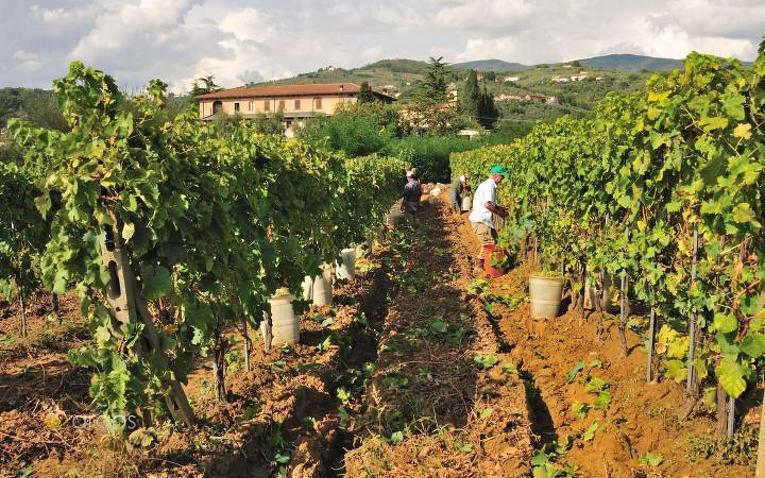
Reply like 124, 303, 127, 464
122, 222, 135, 242
733, 123, 752, 139
141, 264, 172, 300
711, 313, 738, 334
716, 357, 747, 398
740, 333, 765, 359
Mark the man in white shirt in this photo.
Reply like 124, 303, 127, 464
469, 165, 509, 269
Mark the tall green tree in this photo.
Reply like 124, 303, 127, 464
459, 69, 481, 118
477, 86, 499, 129
358, 81, 375, 103
759, 34, 765, 58
419, 56, 450, 102
191, 75, 221, 96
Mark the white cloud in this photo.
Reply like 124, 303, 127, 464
30, 3, 98, 24
1, 0, 762, 90
639, 21, 757, 59
435, 0, 531, 30
455, 36, 521, 62
70, 0, 199, 60
218, 7, 274, 43
13, 50, 42, 71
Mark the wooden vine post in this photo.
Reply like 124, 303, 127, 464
100, 219, 195, 426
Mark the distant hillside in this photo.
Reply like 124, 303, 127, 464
574, 54, 682, 71
452, 59, 528, 72
359, 59, 429, 74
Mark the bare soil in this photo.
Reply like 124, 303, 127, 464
0, 192, 757, 478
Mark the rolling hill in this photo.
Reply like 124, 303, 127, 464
451, 59, 529, 72
574, 54, 683, 71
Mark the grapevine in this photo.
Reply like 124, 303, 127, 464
451, 52, 765, 433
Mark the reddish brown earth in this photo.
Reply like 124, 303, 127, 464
0, 193, 758, 478
344, 199, 533, 478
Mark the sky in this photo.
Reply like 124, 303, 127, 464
1, 0, 763, 93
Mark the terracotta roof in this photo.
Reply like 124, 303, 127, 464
196, 83, 363, 100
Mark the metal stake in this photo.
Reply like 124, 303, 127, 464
727, 396, 736, 440
686, 224, 699, 393
647, 308, 656, 382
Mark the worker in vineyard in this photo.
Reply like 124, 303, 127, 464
450, 174, 471, 214
469, 165, 509, 271
401, 170, 422, 226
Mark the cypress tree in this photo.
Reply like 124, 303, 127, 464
477, 86, 499, 129
459, 70, 481, 118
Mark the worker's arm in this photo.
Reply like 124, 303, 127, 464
485, 201, 508, 218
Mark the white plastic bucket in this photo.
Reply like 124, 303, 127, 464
529, 275, 564, 319
268, 292, 299, 345
336, 248, 356, 281
461, 195, 472, 212
301, 269, 333, 307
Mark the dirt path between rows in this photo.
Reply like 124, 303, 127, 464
343, 197, 533, 478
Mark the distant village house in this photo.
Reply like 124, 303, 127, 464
197, 83, 395, 136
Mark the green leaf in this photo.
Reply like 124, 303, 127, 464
581, 420, 598, 441
716, 357, 747, 398
740, 333, 765, 359
473, 354, 499, 369
699, 116, 729, 131
34, 192, 52, 217
712, 313, 738, 334
390, 431, 404, 444
140, 264, 172, 300
731, 203, 757, 225
572, 401, 590, 419
593, 390, 612, 409
733, 123, 752, 139
274, 451, 291, 464
122, 222, 135, 242
585, 377, 609, 393
566, 361, 585, 383
665, 359, 687, 383
639, 452, 664, 467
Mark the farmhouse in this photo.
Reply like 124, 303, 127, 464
196, 82, 395, 136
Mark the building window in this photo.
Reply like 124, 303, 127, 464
248, 101, 253, 111
315, 97, 322, 110
234, 102, 240, 112
278, 100, 285, 111
212, 100, 223, 114
294, 99, 301, 110
264, 100, 270, 111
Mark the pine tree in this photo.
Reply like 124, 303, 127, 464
192, 75, 221, 96
459, 70, 481, 118
420, 56, 450, 102
358, 81, 375, 103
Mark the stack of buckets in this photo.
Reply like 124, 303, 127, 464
263, 288, 300, 346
